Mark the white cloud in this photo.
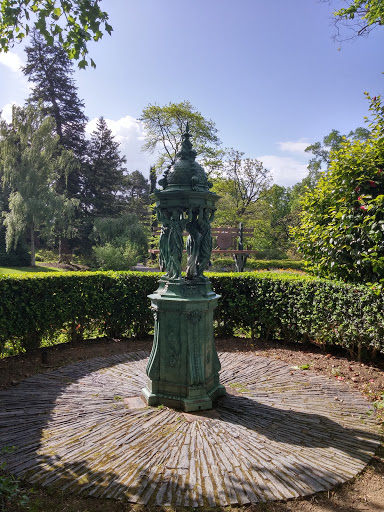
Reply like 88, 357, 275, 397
0, 51, 24, 72
278, 140, 310, 154
86, 115, 156, 175
0, 102, 21, 123
258, 155, 308, 188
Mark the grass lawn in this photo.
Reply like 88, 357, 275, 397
0, 265, 60, 275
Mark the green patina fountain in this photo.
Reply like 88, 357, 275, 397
142, 124, 226, 412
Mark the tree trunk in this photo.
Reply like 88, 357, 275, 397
30, 225, 36, 267
58, 237, 72, 263
357, 342, 363, 362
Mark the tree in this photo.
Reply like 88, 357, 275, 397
211, 148, 272, 226
291, 94, 384, 286
92, 213, 148, 270
305, 127, 370, 180
93, 213, 148, 251
121, 170, 150, 218
84, 117, 126, 217
0, 124, 30, 266
260, 185, 296, 256
141, 101, 222, 174
328, 0, 384, 41
0, 104, 74, 265
23, 32, 89, 259
288, 127, 372, 215
0, 0, 112, 67
23, 31, 88, 164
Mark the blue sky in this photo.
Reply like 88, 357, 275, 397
0, 0, 383, 187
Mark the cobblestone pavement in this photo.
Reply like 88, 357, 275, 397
0, 351, 381, 506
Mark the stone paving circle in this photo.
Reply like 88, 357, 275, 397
0, 351, 381, 507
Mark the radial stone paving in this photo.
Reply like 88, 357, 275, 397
0, 351, 381, 506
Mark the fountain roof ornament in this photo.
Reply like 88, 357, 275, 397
158, 122, 212, 192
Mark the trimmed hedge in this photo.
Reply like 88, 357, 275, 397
0, 271, 383, 360
209, 272, 384, 360
0, 271, 158, 352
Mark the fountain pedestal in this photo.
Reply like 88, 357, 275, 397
142, 278, 225, 412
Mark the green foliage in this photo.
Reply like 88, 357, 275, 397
84, 116, 127, 216
24, 32, 88, 157
210, 258, 305, 271
211, 148, 271, 226
141, 100, 222, 174
245, 259, 305, 271
289, 127, 371, 218
209, 150, 293, 256
332, 0, 384, 40
93, 243, 139, 271
0, 445, 31, 509
0, 225, 30, 266
21, 36, 148, 260
305, 127, 370, 179
120, 170, 150, 219
0, 467, 30, 510
0, 104, 76, 265
210, 272, 384, 358
92, 213, 148, 265
247, 184, 296, 256
23, 32, 89, 259
0, 0, 112, 67
0, 271, 383, 360
292, 94, 384, 287
0, 271, 159, 352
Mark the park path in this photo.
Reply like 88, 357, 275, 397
0, 351, 381, 506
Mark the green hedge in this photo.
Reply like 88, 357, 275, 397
0, 271, 158, 353
209, 272, 384, 359
0, 271, 383, 360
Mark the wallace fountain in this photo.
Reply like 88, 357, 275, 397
142, 122, 226, 411
0, 126, 380, 507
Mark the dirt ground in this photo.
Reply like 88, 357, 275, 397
1, 336, 383, 512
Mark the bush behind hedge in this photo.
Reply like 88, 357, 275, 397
0, 271, 382, 360
211, 258, 306, 271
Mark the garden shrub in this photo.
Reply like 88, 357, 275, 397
0, 271, 382, 360
292, 94, 384, 288
93, 242, 139, 270
0, 225, 30, 267
210, 258, 306, 271
245, 259, 306, 271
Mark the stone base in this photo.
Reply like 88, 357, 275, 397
0, 351, 380, 506
141, 383, 226, 412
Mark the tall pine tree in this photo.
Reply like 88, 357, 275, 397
84, 117, 127, 217
22, 32, 89, 260
23, 31, 88, 197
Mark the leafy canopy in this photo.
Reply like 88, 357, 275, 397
329, 0, 384, 40
0, 104, 77, 264
291, 93, 384, 287
0, 0, 112, 68
141, 100, 222, 174
211, 148, 272, 227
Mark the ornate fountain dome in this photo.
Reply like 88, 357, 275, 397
158, 123, 211, 191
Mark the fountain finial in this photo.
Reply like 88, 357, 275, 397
159, 124, 210, 190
